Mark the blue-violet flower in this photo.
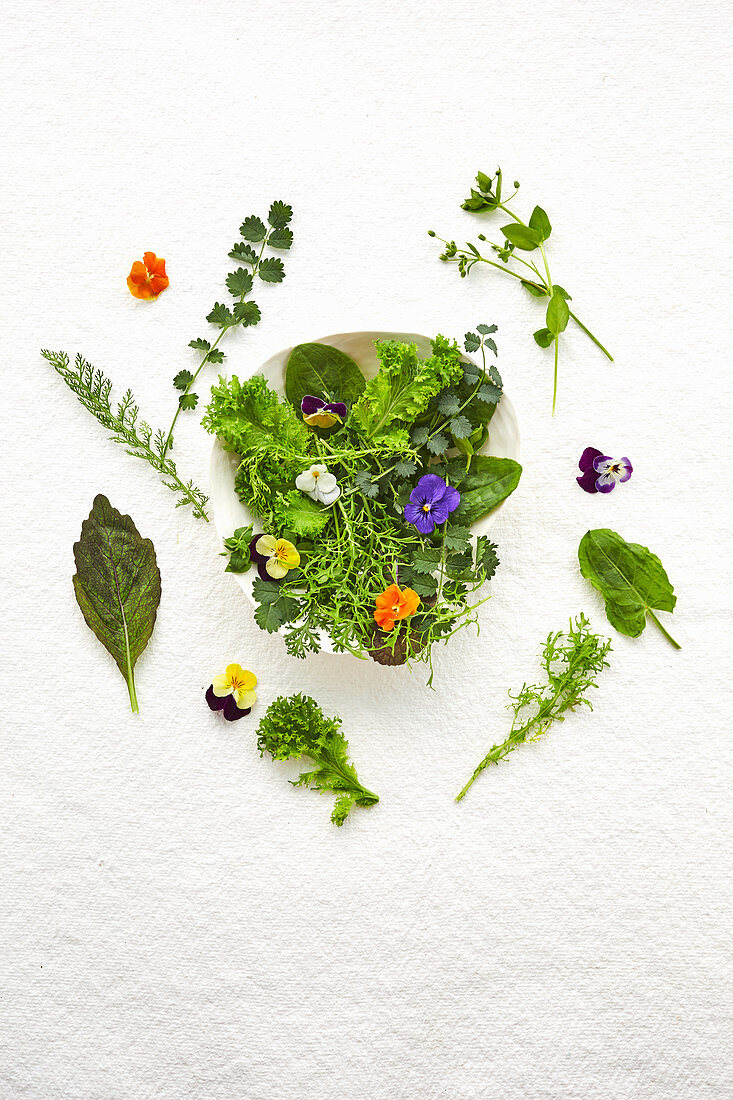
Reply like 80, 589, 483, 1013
404, 473, 460, 535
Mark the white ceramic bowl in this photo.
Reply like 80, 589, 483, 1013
209, 330, 521, 653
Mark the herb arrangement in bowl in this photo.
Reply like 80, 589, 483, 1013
204, 328, 521, 674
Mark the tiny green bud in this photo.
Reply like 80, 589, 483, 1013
427, 230, 436, 237
478, 233, 486, 241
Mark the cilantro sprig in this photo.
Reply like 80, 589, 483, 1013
430, 168, 612, 414
161, 201, 292, 457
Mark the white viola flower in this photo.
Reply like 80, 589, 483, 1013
295, 464, 341, 505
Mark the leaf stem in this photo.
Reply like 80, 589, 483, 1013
647, 609, 682, 649
567, 309, 614, 361
127, 671, 139, 713
552, 337, 559, 417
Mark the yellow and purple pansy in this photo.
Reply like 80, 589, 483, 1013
577, 447, 633, 494
249, 533, 300, 580
301, 395, 347, 429
206, 663, 257, 721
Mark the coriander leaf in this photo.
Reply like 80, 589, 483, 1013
72, 494, 161, 713
529, 205, 552, 241
233, 300, 261, 326
268, 227, 293, 250
226, 268, 254, 297
437, 390, 461, 417
228, 242, 259, 264
240, 215, 267, 242
256, 693, 378, 826
178, 392, 198, 410
410, 425, 429, 447
353, 470, 380, 498
475, 536, 499, 578
173, 370, 194, 391
268, 200, 293, 228
206, 302, 234, 328
456, 615, 611, 800
501, 223, 542, 251
411, 547, 442, 574
258, 257, 285, 283
464, 332, 481, 352
427, 432, 450, 455
449, 415, 473, 439
207, 348, 225, 364
577, 529, 680, 647
188, 338, 211, 352
444, 526, 472, 552
252, 578, 300, 632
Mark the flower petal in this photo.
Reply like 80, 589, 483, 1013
404, 501, 423, 526
212, 673, 232, 697
266, 558, 288, 578
249, 534, 267, 563
257, 561, 276, 582
415, 473, 448, 500
374, 608, 396, 631
316, 472, 337, 493
595, 473, 617, 493
225, 663, 243, 681
233, 688, 257, 710
578, 446, 604, 473
256, 534, 278, 557
325, 402, 347, 418
317, 485, 341, 505
276, 541, 300, 568
413, 510, 436, 535
206, 685, 227, 710
295, 471, 316, 492
376, 584, 401, 610
429, 498, 453, 525
441, 484, 461, 513
576, 469, 599, 494
617, 459, 633, 483
223, 695, 251, 721
301, 395, 325, 415
397, 588, 420, 618
237, 670, 257, 691
592, 455, 614, 474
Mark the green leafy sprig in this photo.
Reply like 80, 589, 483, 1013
162, 201, 293, 457
429, 168, 612, 414
42, 351, 209, 519
456, 614, 611, 801
256, 693, 379, 826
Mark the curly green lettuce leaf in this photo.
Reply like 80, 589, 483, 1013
256, 693, 379, 825
350, 335, 464, 440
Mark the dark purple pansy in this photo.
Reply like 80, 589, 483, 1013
301, 395, 348, 428
577, 448, 633, 494
205, 685, 252, 721
404, 473, 461, 535
249, 533, 276, 582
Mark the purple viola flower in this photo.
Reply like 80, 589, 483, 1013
249, 533, 275, 582
404, 473, 461, 535
301, 395, 348, 429
205, 685, 252, 721
577, 447, 633, 494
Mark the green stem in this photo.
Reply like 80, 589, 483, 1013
567, 309, 614, 361
127, 671, 139, 714
647, 609, 682, 650
552, 337, 559, 417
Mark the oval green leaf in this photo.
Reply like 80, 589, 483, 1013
500, 223, 541, 251
454, 456, 522, 524
72, 495, 161, 712
285, 342, 366, 412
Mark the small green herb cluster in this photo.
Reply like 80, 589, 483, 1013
430, 168, 612, 414
256, 693, 378, 825
203, 331, 522, 672
456, 614, 612, 800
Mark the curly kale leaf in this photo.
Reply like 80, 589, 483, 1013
256, 694, 379, 825
203, 373, 311, 524
350, 335, 463, 440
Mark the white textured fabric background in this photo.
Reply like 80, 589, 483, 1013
2, 2, 732, 1097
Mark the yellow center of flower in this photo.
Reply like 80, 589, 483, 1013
312, 469, 320, 478
422, 503, 431, 512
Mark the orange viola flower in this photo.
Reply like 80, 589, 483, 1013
374, 583, 421, 632
127, 251, 169, 300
